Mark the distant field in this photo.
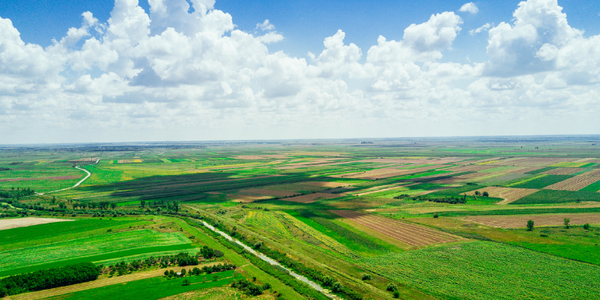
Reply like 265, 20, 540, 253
359, 241, 600, 300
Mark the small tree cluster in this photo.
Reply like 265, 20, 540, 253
231, 279, 268, 296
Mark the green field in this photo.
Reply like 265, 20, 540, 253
507, 174, 572, 189
512, 189, 600, 204
50, 270, 242, 300
360, 241, 600, 299
0, 228, 191, 276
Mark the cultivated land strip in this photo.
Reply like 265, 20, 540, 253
330, 210, 464, 247
462, 213, 600, 228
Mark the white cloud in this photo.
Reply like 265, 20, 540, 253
0, 0, 599, 143
484, 0, 582, 77
469, 23, 491, 35
256, 19, 275, 31
459, 2, 479, 14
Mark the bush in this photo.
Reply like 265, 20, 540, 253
387, 283, 398, 292
393, 290, 400, 298
583, 223, 591, 230
362, 274, 372, 281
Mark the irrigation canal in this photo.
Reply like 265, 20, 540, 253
201, 221, 336, 299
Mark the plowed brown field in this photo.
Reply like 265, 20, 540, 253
544, 175, 600, 191
331, 210, 465, 247
544, 168, 584, 175
462, 213, 600, 228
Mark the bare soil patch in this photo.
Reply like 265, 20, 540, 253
465, 187, 538, 204
0, 176, 80, 182
334, 165, 441, 180
544, 168, 584, 175
330, 210, 465, 247
448, 165, 496, 172
238, 188, 297, 197
235, 155, 289, 160
462, 213, 600, 228
280, 193, 340, 203
0, 217, 73, 231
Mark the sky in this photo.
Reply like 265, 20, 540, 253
1, 0, 600, 144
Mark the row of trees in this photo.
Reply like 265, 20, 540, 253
409, 195, 468, 204
0, 187, 35, 200
0, 263, 100, 297
164, 263, 236, 278
104, 250, 224, 277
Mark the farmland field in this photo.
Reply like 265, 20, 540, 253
2, 137, 600, 300
462, 213, 600, 228
359, 241, 600, 300
331, 210, 464, 247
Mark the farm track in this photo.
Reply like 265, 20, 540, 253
38, 165, 94, 195
331, 210, 464, 247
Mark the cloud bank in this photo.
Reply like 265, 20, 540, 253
0, 0, 599, 143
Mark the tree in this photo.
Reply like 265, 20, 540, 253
583, 223, 591, 230
141, 200, 145, 208
482, 191, 489, 197
474, 191, 481, 196
393, 291, 400, 298
386, 283, 398, 292
527, 220, 534, 231
564, 218, 570, 229
331, 282, 343, 293
362, 274, 372, 281
110, 203, 116, 209
182, 279, 190, 286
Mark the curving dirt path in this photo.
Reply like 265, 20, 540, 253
38, 163, 96, 196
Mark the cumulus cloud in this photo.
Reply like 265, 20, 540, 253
469, 23, 491, 35
0, 0, 599, 143
483, 0, 582, 77
459, 2, 479, 14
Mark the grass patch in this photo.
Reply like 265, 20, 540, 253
0, 218, 149, 250
359, 241, 600, 300
50, 270, 242, 300
0, 229, 190, 274
0, 244, 194, 277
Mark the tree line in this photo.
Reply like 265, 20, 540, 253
0, 262, 100, 297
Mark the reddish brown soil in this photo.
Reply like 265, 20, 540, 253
330, 210, 464, 247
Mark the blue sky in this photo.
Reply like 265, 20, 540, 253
5, 0, 600, 60
1, 0, 600, 143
